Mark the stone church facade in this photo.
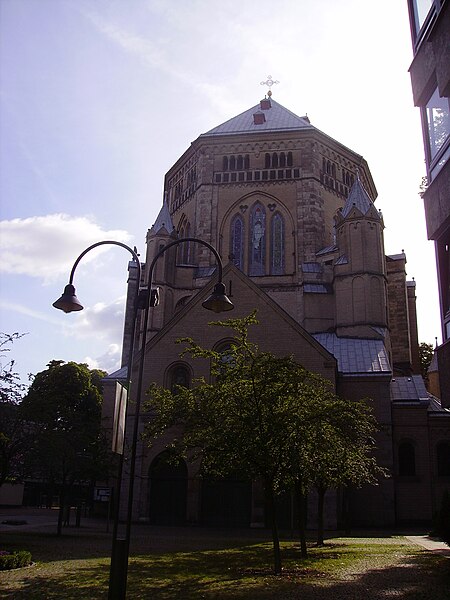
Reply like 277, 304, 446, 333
102, 96, 450, 528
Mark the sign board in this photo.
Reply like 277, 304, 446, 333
112, 381, 128, 454
94, 487, 111, 502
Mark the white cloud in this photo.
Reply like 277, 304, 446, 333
84, 343, 121, 374
0, 214, 131, 282
73, 296, 127, 341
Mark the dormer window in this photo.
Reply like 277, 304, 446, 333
253, 111, 266, 125
260, 98, 271, 110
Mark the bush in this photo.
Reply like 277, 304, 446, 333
0, 550, 32, 570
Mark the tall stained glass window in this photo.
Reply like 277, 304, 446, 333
249, 204, 266, 276
231, 215, 244, 270
271, 213, 284, 274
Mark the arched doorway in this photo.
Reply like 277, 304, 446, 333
149, 452, 188, 525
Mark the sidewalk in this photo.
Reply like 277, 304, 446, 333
1, 507, 449, 556
405, 534, 450, 556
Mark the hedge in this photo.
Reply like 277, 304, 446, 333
0, 550, 32, 570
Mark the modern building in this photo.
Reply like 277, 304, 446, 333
407, 0, 450, 404
102, 93, 450, 528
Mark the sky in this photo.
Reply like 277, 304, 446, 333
0, 0, 440, 388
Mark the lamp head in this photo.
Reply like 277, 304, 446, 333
52, 284, 84, 313
202, 282, 234, 313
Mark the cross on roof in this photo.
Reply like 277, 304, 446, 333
260, 75, 279, 96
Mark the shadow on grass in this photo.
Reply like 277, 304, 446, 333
1, 541, 449, 600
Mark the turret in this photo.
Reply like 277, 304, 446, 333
334, 176, 388, 338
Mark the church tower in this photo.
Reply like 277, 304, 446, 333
101, 92, 449, 532
334, 174, 388, 339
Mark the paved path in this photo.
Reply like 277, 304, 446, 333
405, 534, 450, 555
1, 507, 449, 556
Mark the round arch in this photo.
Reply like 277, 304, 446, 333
148, 451, 188, 525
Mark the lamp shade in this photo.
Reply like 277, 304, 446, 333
202, 282, 234, 313
52, 284, 84, 313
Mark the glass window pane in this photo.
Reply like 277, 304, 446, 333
412, 0, 433, 33
426, 89, 449, 160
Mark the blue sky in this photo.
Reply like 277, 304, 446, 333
0, 0, 439, 386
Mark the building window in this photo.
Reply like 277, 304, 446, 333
437, 441, 450, 477
409, 0, 434, 41
271, 213, 284, 275
423, 88, 449, 180
249, 203, 266, 276
169, 364, 190, 394
398, 441, 416, 476
230, 215, 244, 270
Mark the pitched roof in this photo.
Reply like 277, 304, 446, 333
200, 98, 313, 137
391, 375, 429, 402
341, 176, 375, 218
150, 193, 174, 234
313, 333, 391, 374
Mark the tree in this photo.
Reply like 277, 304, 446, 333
145, 313, 384, 571
300, 397, 385, 545
419, 342, 434, 382
21, 361, 108, 535
0, 333, 31, 488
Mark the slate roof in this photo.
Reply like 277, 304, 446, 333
201, 98, 313, 137
150, 193, 174, 234
313, 333, 391, 374
391, 375, 429, 402
341, 176, 375, 217
103, 366, 128, 380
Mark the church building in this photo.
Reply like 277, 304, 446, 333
102, 93, 450, 529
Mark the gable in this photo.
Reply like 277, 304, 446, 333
140, 263, 336, 388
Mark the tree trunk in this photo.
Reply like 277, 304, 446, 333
57, 485, 65, 536
316, 484, 326, 546
295, 478, 308, 558
342, 485, 352, 535
265, 479, 282, 574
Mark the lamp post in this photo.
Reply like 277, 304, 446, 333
53, 237, 233, 599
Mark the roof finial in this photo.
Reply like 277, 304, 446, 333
260, 75, 279, 97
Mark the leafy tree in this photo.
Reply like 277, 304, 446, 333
300, 397, 385, 545
21, 361, 108, 535
419, 342, 434, 381
0, 333, 32, 487
145, 313, 384, 571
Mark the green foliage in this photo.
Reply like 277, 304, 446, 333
145, 312, 384, 568
419, 342, 434, 380
0, 333, 33, 487
0, 549, 32, 570
20, 361, 109, 533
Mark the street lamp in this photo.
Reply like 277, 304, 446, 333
53, 237, 233, 599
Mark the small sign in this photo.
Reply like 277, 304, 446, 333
94, 487, 111, 502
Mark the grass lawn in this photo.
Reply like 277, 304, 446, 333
1, 523, 449, 599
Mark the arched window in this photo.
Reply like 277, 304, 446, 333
237, 155, 244, 170
230, 156, 236, 170
271, 213, 284, 275
280, 152, 286, 167
182, 222, 191, 263
265, 153, 271, 169
169, 364, 190, 394
244, 154, 250, 169
223, 156, 229, 171
287, 152, 293, 167
272, 152, 279, 168
230, 215, 244, 270
437, 441, 450, 476
399, 441, 416, 476
249, 203, 266, 276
